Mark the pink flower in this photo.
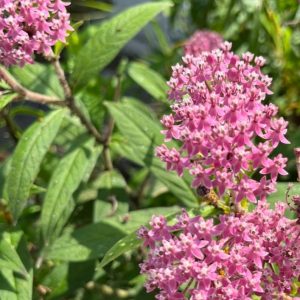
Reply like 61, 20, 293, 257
184, 30, 223, 57
0, 0, 73, 66
138, 204, 300, 299
157, 41, 289, 203
260, 154, 288, 180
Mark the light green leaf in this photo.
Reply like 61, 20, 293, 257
105, 101, 197, 206
54, 20, 84, 56
0, 231, 33, 300
0, 93, 17, 111
128, 62, 168, 102
105, 101, 163, 159
5, 110, 66, 222
267, 182, 300, 219
11, 63, 64, 98
74, 0, 113, 12
45, 222, 127, 261
30, 184, 46, 195
72, 2, 172, 88
0, 237, 27, 276
41, 138, 95, 242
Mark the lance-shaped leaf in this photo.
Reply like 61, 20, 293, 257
128, 62, 168, 102
105, 101, 197, 206
4, 109, 66, 221
0, 237, 27, 276
93, 170, 129, 222
71, 2, 172, 88
41, 138, 97, 243
100, 205, 215, 268
0, 231, 33, 300
44, 222, 127, 261
11, 63, 64, 98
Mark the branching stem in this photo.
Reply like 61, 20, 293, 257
0, 66, 65, 105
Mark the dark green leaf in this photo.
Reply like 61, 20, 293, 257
93, 170, 130, 222
45, 222, 127, 261
71, 2, 172, 88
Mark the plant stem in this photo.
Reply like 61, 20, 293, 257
102, 74, 122, 170
50, 56, 103, 144
0, 109, 19, 143
134, 172, 151, 208
294, 148, 300, 182
0, 66, 65, 105
182, 278, 194, 297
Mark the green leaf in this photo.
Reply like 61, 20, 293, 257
99, 232, 141, 269
267, 182, 300, 219
71, 2, 172, 88
105, 101, 163, 159
0, 231, 33, 300
40, 261, 96, 299
41, 138, 96, 242
54, 20, 84, 56
11, 63, 64, 98
0, 93, 17, 111
105, 101, 197, 206
4, 109, 66, 221
44, 222, 127, 261
106, 206, 180, 234
100, 206, 214, 268
74, 0, 113, 12
93, 170, 130, 222
0, 237, 27, 276
128, 62, 168, 102
30, 185, 46, 195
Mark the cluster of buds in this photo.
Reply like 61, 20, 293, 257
0, 0, 72, 66
184, 30, 223, 57
138, 203, 300, 300
156, 41, 289, 203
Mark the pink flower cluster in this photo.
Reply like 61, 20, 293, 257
184, 30, 223, 57
156, 42, 289, 203
138, 204, 300, 300
0, 0, 72, 66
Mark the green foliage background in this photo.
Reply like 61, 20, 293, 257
0, 0, 299, 299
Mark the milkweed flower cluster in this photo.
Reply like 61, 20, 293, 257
138, 204, 300, 300
156, 42, 289, 203
0, 0, 72, 66
184, 30, 223, 57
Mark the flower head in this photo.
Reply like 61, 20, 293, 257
138, 204, 300, 299
157, 42, 289, 203
184, 30, 223, 57
0, 0, 73, 66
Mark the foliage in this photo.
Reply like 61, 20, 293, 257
0, 0, 299, 299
